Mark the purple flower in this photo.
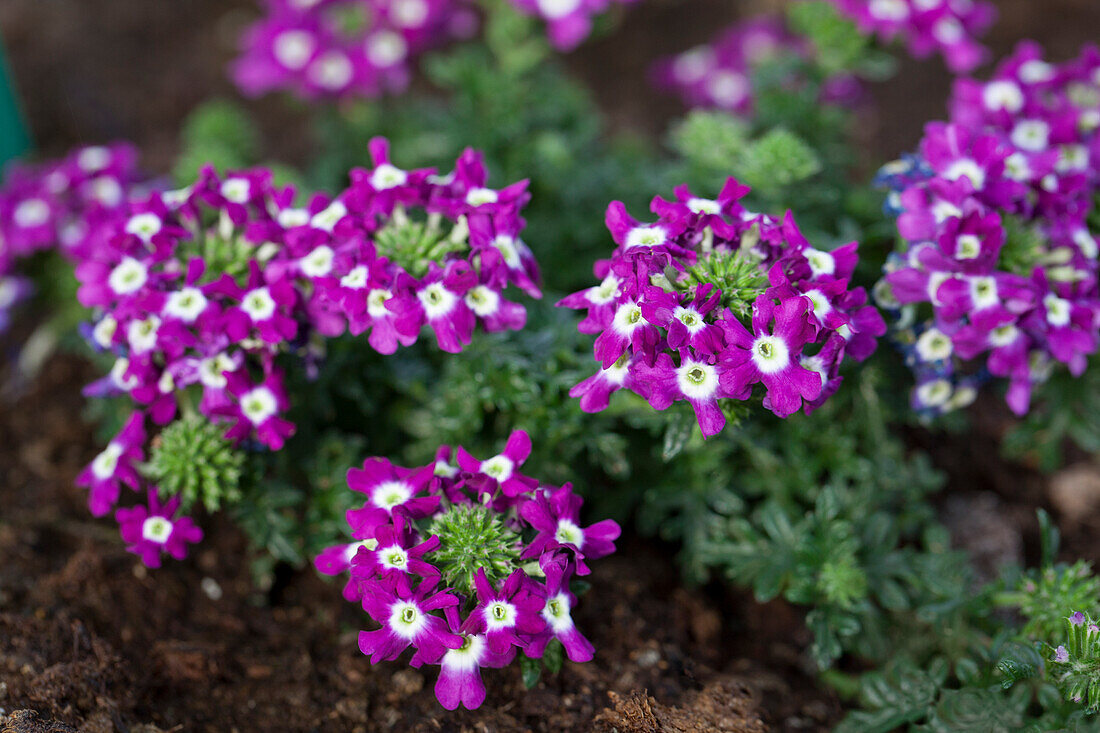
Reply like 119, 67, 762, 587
75, 412, 146, 516
520, 484, 620, 575
472, 568, 547, 655
346, 458, 440, 534
432, 607, 513, 711
455, 429, 537, 498
719, 297, 823, 417
1053, 645, 1070, 664
358, 576, 463, 664
525, 555, 594, 663
115, 487, 203, 568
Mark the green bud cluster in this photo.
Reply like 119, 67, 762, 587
373, 207, 470, 277
148, 415, 245, 513
677, 246, 769, 318
425, 502, 522, 597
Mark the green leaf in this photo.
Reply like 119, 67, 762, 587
520, 655, 542, 689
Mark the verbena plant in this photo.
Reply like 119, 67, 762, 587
4, 0, 1100, 720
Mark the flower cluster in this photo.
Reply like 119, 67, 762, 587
315, 430, 620, 710
829, 0, 996, 73
652, 15, 861, 114
1047, 611, 1100, 711
558, 178, 884, 437
876, 43, 1100, 416
73, 139, 539, 565
0, 143, 146, 331
232, 0, 477, 100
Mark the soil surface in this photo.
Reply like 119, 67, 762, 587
0, 354, 843, 731
3, 0, 1100, 731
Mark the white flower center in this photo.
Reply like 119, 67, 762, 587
1003, 153, 1031, 181
158, 370, 175, 394
344, 538, 379, 563
943, 158, 985, 189
676, 359, 719, 399
956, 234, 982, 259
989, 323, 1019, 347
750, 335, 791, 375
612, 301, 643, 334
673, 306, 706, 332
870, 0, 909, 20
1057, 144, 1089, 172
969, 276, 998, 309
108, 257, 148, 296
141, 516, 174, 544
367, 288, 392, 317
308, 51, 354, 90
442, 634, 486, 672
200, 353, 235, 389
379, 545, 409, 571
242, 288, 277, 322
687, 198, 721, 215
92, 442, 124, 480
465, 285, 501, 317
366, 31, 407, 67
803, 289, 832, 319
932, 18, 963, 44
125, 213, 163, 242
928, 271, 951, 303
931, 200, 962, 223
165, 287, 208, 322
804, 248, 835, 277
707, 71, 749, 107
370, 164, 407, 190
300, 245, 335, 277
1073, 229, 1098, 259
1011, 119, 1051, 152
278, 207, 310, 228
542, 592, 574, 634
127, 315, 161, 353
392, 0, 430, 27
78, 146, 111, 172
1044, 293, 1071, 326
434, 459, 458, 478
341, 265, 369, 289
92, 315, 118, 348
111, 357, 138, 390
418, 282, 457, 320
310, 200, 347, 232
240, 386, 278, 425
389, 601, 425, 640
220, 178, 250, 204
624, 225, 666, 250
465, 187, 499, 207
1018, 60, 1054, 84
555, 519, 585, 548
493, 235, 521, 268
915, 327, 953, 361
485, 601, 517, 631
89, 176, 123, 206
916, 379, 952, 408
11, 197, 49, 228
537, 0, 581, 19
672, 47, 714, 83
273, 30, 315, 70
589, 275, 621, 305
481, 455, 514, 481
373, 481, 412, 511
946, 385, 977, 410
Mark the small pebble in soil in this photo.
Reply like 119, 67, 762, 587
201, 577, 223, 601
635, 648, 661, 668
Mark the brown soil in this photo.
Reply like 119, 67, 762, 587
0, 353, 843, 731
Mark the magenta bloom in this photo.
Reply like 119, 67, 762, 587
473, 569, 547, 655
222, 369, 295, 450
455, 429, 536, 498
115, 487, 203, 568
358, 576, 462, 664
75, 411, 146, 516
432, 607, 513, 711
520, 484, 620, 575
349, 516, 441, 584
525, 555, 594, 663
719, 297, 823, 418
346, 458, 440, 534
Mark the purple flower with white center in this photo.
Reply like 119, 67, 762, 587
569, 352, 641, 413
634, 351, 734, 438
75, 412, 146, 516
720, 297, 823, 418
520, 483, 620, 575
115, 487, 203, 568
473, 568, 547, 655
358, 575, 462, 664
455, 429, 537, 498
525, 555, 594, 663
1054, 645, 1070, 664
222, 369, 295, 450
346, 458, 440, 534
321, 433, 618, 710
431, 607, 513, 711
